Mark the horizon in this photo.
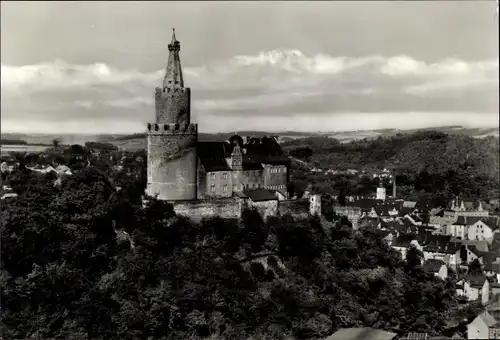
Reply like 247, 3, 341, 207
1, 1, 499, 134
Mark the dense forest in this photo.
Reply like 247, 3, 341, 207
283, 131, 500, 202
1, 166, 461, 339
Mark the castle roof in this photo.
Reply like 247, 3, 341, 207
197, 142, 231, 172
163, 28, 184, 88
198, 137, 288, 173
242, 188, 278, 202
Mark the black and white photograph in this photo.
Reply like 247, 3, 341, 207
1, 1, 499, 339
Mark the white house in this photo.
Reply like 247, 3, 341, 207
423, 259, 448, 280
468, 218, 499, 241
457, 276, 490, 305
391, 235, 423, 260
467, 311, 500, 339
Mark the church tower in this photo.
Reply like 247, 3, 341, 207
376, 181, 386, 200
146, 30, 198, 201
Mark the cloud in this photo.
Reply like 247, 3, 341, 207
1, 50, 498, 134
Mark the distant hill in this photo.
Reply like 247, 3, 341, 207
2, 125, 498, 151
284, 130, 499, 182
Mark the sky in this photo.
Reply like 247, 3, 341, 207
1, 1, 499, 134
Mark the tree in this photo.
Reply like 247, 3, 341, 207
468, 259, 483, 275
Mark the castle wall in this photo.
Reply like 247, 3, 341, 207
147, 123, 197, 200
155, 87, 191, 125
249, 199, 279, 220
173, 198, 242, 223
279, 199, 310, 219
206, 171, 233, 197
262, 164, 287, 189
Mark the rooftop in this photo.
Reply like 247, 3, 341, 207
324, 327, 397, 340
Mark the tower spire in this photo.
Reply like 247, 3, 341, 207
163, 28, 184, 88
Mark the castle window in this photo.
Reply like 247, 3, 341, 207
211, 173, 216, 180
210, 184, 215, 192
252, 184, 256, 188
222, 173, 228, 180
223, 185, 228, 191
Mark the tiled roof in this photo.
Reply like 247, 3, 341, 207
466, 275, 488, 288
242, 188, 278, 202
455, 216, 499, 229
197, 142, 231, 172
477, 311, 500, 327
423, 259, 446, 273
324, 327, 397, 340
392, 233, 415, 247
243, 137, 289, 165
482, 252, 500, 273
403, 201, 418, 208
423, 235, 461, 254
198, 137, 288, 172
461, 240, 490, 252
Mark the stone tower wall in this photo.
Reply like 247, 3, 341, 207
155, 87, 191, 125
147, 123, 197, 200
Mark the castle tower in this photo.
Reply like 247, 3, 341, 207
376, 181, 386, 200
231, 145, 243, 171
146, 29, 198, 201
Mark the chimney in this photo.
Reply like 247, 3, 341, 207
392, 174, 396, 198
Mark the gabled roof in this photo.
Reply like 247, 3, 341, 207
475, 217, 500, 231
197, 142, 231, 172
461, 240, 490, 252
482, 252, 500, 273
242, 188, 278, 202
324, 327, 397, 340
465, 275, 488, 288
243, 137, 289, 165
476, 311, 500, 328
423, 235, 461, 254
392, 233, 416, 247
423, 259, 446, 273
198, 137, 288, 172
467, 245, 485, 258
430, 207, 445, 216
455, 216, 499, 229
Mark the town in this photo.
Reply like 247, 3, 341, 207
2, 26, 500, 340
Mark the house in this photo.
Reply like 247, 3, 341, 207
392, 234, 424, 260
463, 245, 484, 264
482, 253, 500, 282
456, 275, 490, 305
423, 235, 462, 269
447, 217, 468, 240
238, 188, 279, 220
324, 327, 397, 340
467, 217, 500, 241
423, 259, 448, 280
466, 311, 500, 339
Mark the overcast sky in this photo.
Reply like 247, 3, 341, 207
1, 1, 499, 134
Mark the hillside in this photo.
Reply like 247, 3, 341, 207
283, 131, 500, 201
1, 166, 461, 340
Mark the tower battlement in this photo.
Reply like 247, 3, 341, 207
147, 122, 198, 134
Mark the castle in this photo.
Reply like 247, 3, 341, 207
146, 30, 290, 203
